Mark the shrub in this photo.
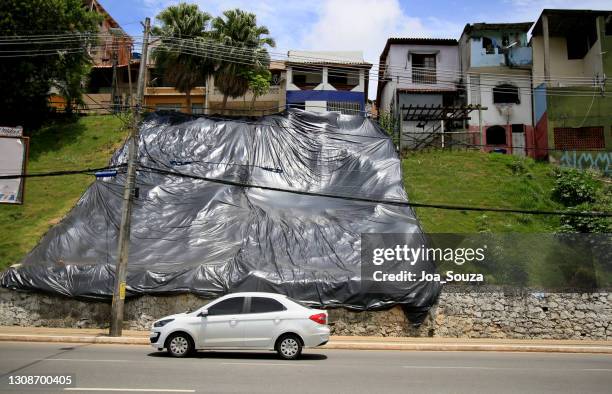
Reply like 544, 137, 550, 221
551, 168, 600, 207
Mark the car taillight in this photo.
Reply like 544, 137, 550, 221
309, 313, 327, 325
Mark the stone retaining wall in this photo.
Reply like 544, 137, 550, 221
1, 288, 610, 340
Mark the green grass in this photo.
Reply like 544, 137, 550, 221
0, 116, 126, 269
402, 150, 563, 233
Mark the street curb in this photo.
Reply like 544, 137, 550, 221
1, 334, 611, 354
321, 342, 612, 354
0, 334, 147, 345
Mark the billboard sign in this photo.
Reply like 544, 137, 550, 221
0, 126, 28, 204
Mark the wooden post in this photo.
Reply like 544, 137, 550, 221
110, 17, 150, 337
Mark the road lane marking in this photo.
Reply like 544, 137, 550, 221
403, 366, 612, 371
47, 358, 128, 362
221, 362, 313, 367
65, 389, 195, 392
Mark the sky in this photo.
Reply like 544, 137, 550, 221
100, 0, 612, 98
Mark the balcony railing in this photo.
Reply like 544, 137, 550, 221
412, 68, 437, 84
211, 85, 282, 96
144, 86, 206, 96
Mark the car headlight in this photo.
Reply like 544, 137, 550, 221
153, 318, 174, 328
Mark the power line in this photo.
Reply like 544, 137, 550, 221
0, 165, 126, 179
138, 165, 612, 218
1, 32, 604, 84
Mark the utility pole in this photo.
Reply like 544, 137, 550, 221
110, 17, 150, 337
111, 50, 118, 113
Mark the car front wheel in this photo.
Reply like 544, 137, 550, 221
276, 334, 302, 360
167, 333, 193, 358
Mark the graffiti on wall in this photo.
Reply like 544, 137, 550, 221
558, 151, 612, 176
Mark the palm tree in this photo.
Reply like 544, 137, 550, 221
152, 3, 214, 114
212, 9, 276, 114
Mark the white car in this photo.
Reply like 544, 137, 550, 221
149, 292, 330, 359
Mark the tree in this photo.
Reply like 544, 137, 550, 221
0, 0, 101, 127
212, 9, 275, 114
246, 69, 271, 113
152, 3, 214, 115
53, 54, 91, 115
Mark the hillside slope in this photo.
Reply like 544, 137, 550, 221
0, 116, 126, 269
402, 150, 563, 233
1, 123, 565, 271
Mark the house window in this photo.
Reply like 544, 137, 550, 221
326, 101, 361, 115
554, 127, 605, 150
292, 67, 322, 89
328, 67, 359, 91
566, 22, 598, 59
493, 84, 520, 104
486, 125, 506, 145
482, 37, 495, 54
411, 54, 436, 84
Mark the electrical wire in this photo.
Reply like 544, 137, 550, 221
138, 164, 612, 218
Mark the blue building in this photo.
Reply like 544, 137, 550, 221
285, 51, 372, 115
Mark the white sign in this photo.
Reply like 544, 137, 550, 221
0, 136, 27, 204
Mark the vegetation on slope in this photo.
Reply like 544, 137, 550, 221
0, 116, 126, 269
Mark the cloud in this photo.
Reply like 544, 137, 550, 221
298, 0, 462, 98
503, 0, 612, 21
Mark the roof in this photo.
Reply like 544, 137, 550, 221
461, 22, 533, 37
532, 9, 612, 36
286, 50, 372, 67
378, 38, 457, 63
269, 60, 286, 71
83, 0, 129, 37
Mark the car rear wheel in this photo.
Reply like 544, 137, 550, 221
276, 334, 302, 360
167, 333, 193, 358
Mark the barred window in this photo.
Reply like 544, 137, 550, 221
326, 101, 361, 115
554, 127, 605, 150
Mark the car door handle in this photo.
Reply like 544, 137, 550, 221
274, 317, 281, 324
230, 318, 237, 326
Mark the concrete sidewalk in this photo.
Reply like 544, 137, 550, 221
0, 326, 610, 354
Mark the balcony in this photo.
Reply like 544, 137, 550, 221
144, 87, 206, 96
507, 46, 532, 67
208, 85, 283, 102
412, 68, 437, 84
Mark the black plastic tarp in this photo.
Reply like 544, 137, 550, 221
1, 109, 440, 321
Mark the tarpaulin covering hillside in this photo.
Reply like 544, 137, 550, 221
1, 110, 440, 321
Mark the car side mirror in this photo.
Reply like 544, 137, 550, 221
197, 309, 208, 317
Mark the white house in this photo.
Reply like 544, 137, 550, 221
376, 38, 462, 146
285, 51, 372, 115
459, 23, 534, 155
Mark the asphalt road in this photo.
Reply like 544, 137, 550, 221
0, 342, 611, 394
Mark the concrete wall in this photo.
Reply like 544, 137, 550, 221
532, 36, 596, 86
467, 30, 530, 68
467, 70, 533, 127
1, 288, 610, 340
386, 44, 460, 89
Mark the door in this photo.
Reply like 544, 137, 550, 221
199, 297, 246, 348
241, 297, 287, 348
